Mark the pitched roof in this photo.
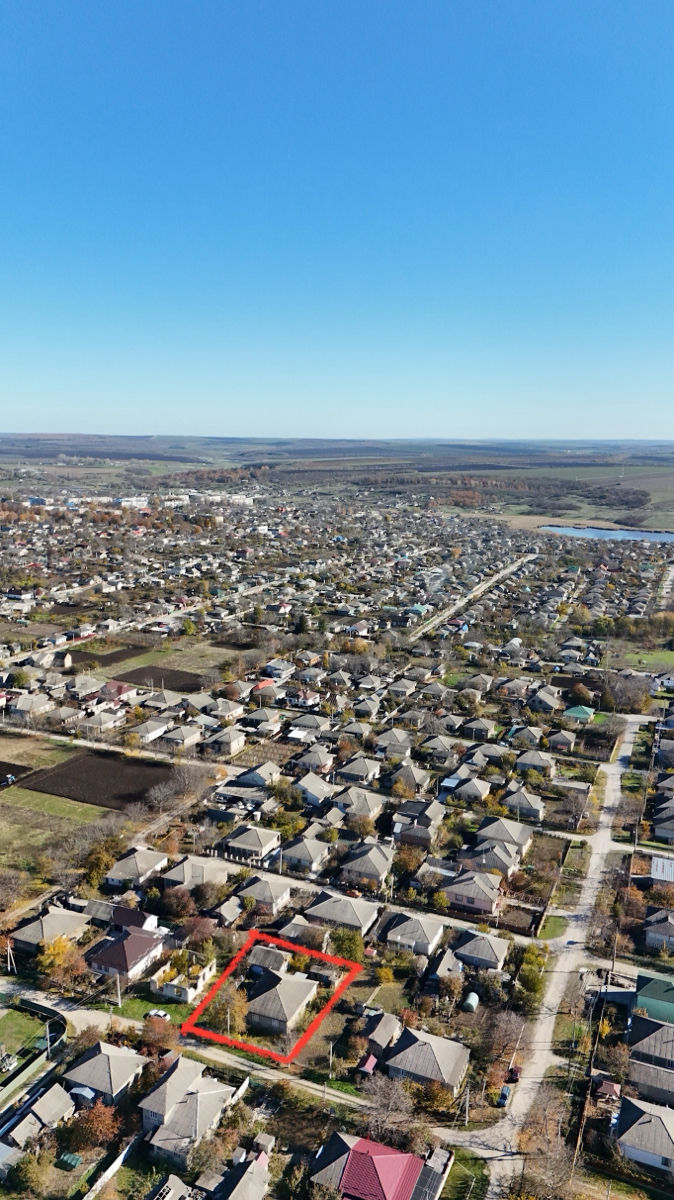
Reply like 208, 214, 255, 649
63, 1040, 146, 1097
88, 928, 162, 974
247, 970, 317, 1023
617, 1095, 674, 1158
383, 1027, 469, 1088
305, 890, 379, 931
311, 1133, 424, 1200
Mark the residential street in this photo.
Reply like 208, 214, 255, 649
435, 713, 646, 1198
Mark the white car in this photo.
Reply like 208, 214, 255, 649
145, 1009, 171, 1022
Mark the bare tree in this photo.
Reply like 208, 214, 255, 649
362, 1074, 414, 1140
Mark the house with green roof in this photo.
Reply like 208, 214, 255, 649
636, 974, 674, 1024
562, 705, 595, 724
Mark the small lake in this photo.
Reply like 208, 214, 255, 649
541, 525, 674, 544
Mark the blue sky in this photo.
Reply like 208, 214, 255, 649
1, 1, 672, 439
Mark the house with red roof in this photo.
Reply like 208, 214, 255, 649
310, 1132, 453, 1200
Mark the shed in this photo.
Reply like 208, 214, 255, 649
462, 992, 479, 1013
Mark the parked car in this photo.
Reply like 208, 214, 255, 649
507, 1066, 520, 1083
145, 1009, 170, 1022
496, 1085, 511, 1108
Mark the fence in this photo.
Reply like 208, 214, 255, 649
79, 1133, 143, 1200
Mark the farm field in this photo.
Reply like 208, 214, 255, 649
69, 642, 146, 667
22, 750, 182, 809
96, 638, 230, 684
117, 663, 205, 691
0, 787, 104, 871
0, 732, 75, 770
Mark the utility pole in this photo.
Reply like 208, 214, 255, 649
464, 1085, 470, 1126
115, 973, 121, 1008
508, 1023, 526, 1074
329, 1041, 333, 1078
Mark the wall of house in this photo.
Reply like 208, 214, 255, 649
621, 1143, 674, 1174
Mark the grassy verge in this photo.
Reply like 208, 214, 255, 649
538, 915, 568, 940
442, 1149, 489, 1200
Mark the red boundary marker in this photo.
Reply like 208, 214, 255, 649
181, 928, 362, 1064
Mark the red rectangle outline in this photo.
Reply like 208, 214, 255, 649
181, 929, 362, 1064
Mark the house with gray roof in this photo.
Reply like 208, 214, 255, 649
12, 906, 89, 956
296, 772, 338, 807
282, 834, 331, 875
392, 798, 445, 849
442, 870, 501, 915
340, 840, 393, 889
162, 854, 232, 891
384, 1027, 469, 1096
247, 969, 318, 1035
237, 874, 291, 915
338, 756, 381, 785
616, 1095, 674, 1175
63, 1040, 146, 1105
222, 824, 281, 865
383, 913, 444, 957
454, 929, 510, 971
304, 890, 379, 934
141, 1054, 235, 1168
629, 1015, 674, 1104
7, 1083, 74, 1149
103, 847, 168, 890
334, 786, 384, 821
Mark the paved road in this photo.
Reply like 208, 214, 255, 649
435, 713, 645, 1198
409, 554, 538, 643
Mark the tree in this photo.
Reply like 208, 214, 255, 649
162, 886, 196, 920
141, 1015, 180, 1055
330, 928, 364, 962
349, 815, 375, 839
63, 1098, 121, 1150
7, 1154, 45, 1195
362, 1074, 414, 1140
65, 1024, 100, 1066
375, 966, 394, 985
206, 979, 247, 1036
393, 845, 424, 877
36, 936, 88, 991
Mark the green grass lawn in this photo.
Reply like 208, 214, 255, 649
442, 1148, 489, 1200
623, 648, 674, 670
2, 787, 106, 823
0, 1007, 44, 1055
91, 987, 193, 1025
538, 915, 568, 940
372, 978, 412, 1014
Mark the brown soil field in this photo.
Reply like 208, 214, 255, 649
117, 664, 206, 691
23, 750, 182, 809
69, 644, 146, 666
0, 761, 31, 782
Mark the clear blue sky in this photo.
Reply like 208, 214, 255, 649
1, 1, 673, 439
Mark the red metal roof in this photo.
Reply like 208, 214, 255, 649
341, 1139, 423, 1200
